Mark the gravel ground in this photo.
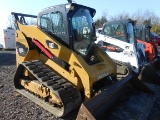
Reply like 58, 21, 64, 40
0, 50, 78, 120
0, 50, 160, 120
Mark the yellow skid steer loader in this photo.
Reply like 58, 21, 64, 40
12, 1, 156, 119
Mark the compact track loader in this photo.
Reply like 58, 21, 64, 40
12, 1, 156, 119
135, 25, 159, 59
96, 19, 147, 78
96, 19, 160, 84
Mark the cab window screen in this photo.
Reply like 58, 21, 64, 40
40, 12, 66, 40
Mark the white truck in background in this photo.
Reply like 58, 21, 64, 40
0, 28, 16, 49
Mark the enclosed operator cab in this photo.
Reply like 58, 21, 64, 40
37, 3, 97, 64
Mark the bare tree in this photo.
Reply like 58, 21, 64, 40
109, 11, 130, 21
102, 9, 109, 19
131, 10, 145, 24
132, 9, 160, 25
94, 16, 107, 28
26, 18, 37, 25
144, 10, 160, 24
97, 9, 160, 35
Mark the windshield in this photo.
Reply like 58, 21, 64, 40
40, 12, 66, 40
135, 27, 143, 40
126, 22, 135, 44
103, 23, 125, 42
72, 8, 94, 56
135, 26, 150, 42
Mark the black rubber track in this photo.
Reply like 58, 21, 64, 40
14, 60, 81, 117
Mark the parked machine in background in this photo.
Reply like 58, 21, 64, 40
0, 29, 16, 49
135, 26, 157, 62
96, 19, 160, 84
4, 29, 16, 49
0, 28, 16, 49
11, 1, 156, 120
96, 19, 147, 76
150, 31, 160, 46
135, 25, 159, 60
